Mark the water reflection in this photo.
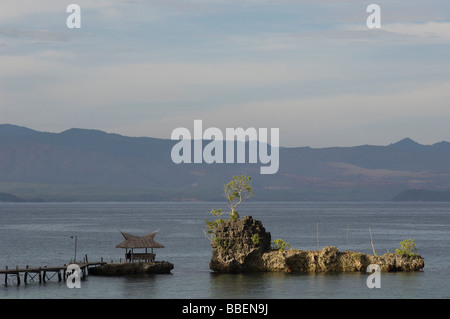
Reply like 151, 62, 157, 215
206, 272, 368, 299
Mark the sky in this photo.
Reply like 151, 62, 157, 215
1, 0, 450, 148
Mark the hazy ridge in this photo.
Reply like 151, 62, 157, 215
1, 124, 450, 202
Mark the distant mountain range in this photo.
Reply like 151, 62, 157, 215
1, 124, 450, 202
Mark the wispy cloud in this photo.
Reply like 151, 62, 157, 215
383, 21, 450, 41
0, 29, 72, 42
1, 0, 450, 147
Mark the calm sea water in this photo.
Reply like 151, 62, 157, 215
0, 201, 449, 299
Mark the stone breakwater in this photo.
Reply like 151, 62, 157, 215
89, 261, 174, 276
209, 216, 424, 273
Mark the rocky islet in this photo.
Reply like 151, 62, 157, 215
209, 216, 424, 273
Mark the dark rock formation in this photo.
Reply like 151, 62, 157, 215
209, 216, 424, 273
89, 261, 173, 276
209, 216, 271, 273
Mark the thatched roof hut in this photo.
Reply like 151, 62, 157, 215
116, 230, 164, 249
116, 230, 164, 262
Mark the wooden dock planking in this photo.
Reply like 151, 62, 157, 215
0, 261, 106, 285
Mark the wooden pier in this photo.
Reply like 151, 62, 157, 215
1, 230, 167, 286
0, 258, 106, 285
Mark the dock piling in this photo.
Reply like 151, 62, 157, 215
1, 259, 106, 286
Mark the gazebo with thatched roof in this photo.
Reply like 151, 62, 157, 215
116, 230, 165, 262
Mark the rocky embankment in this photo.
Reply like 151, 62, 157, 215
89, 261, 174, 276
209, 216, 424, 273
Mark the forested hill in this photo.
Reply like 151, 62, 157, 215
1, 124, 450, 202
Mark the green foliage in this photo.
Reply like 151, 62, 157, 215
211, 174, 254, 220
210, 208, 222, 216
205, 218, 225, 234
213, 237, 230, 251
395, 238, 418, 258
252, 234, 261, 246
203, 218, 225, 241
205, 174, 254, 243
224, 174, 254, 219
271, 239, 291, 251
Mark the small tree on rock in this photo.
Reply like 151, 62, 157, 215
396, 238, 418, 258
211, 174, 254, 220
205, 174, 254, 242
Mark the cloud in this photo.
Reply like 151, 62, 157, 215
0, 29, 71, 42
1, 0, 450, 148
140, 81, 450, 147
332, 21, 450, 48
0, 0, 114, 21
382, 22, 450, 41
0, 54, 330, 113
